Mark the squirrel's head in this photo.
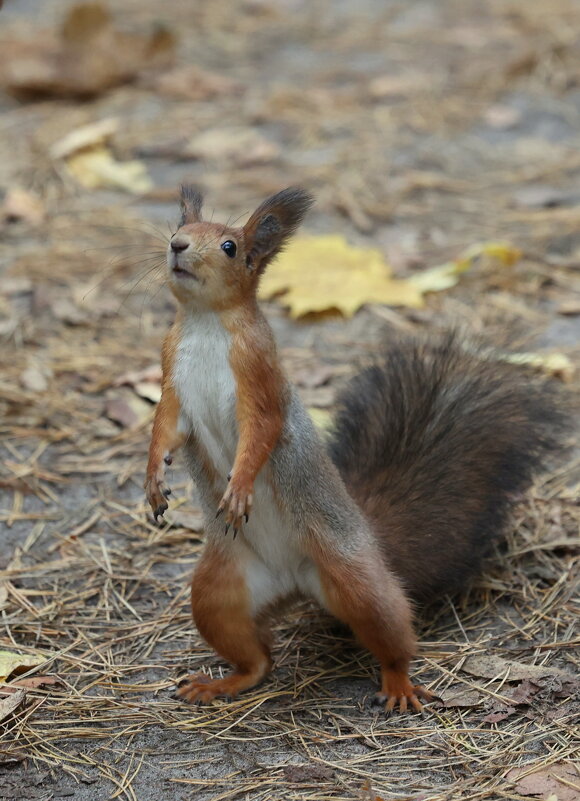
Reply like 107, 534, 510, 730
167, 185, 314, 309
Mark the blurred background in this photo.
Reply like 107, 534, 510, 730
0, 1, 578, 799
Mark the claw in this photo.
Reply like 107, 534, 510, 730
162, 487, 172, 498
233, 528, 238, 539
225, 523, 230, 536
215, 508, 223, 519
164, 455, 173, 465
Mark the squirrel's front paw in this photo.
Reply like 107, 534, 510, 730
145, 472, 172, 522
217, 474, 253, 536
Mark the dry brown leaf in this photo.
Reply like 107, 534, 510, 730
282, 765, 335, 783
291, 365, 335, 389
106, 392, 151, 429
438, 687, 483, 708
0, 2, 176, 99
11, 675, 62, 690
483, 104, 522, 129
153, 65, 242, 102
462, 655, 572, 682
20, 367, 49, 393
482, 707, 515, 724
51, 297, 90, 326
0, 690, 26, 724
506, 762, 578, 801
165, 509, 205, 532
133, 382, 162, 403
114, 365, 162, 388
1, 188, 45, 227
557, 301, 580, 316
185, 127, 280, 166
0, 583, 8, 612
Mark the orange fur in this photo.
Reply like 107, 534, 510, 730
310, 538, 432, 712
145, 320, 185, 517
177, 544, 272, 702
217, 302, 287, 528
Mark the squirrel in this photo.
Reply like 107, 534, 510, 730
145, 185, 566, 713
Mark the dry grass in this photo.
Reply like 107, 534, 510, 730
1, 0, 580, 798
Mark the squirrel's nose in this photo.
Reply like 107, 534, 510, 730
170, 235, 190, 253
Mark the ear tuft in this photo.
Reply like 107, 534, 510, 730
179, 185, 203, 225
244, 187, 314, 273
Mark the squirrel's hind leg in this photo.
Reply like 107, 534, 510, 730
177, 543, 272, 703
311, 540, 433, 714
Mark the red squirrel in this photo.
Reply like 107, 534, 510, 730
145, 186, 565, 713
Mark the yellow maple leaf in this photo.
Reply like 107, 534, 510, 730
409, 241, 522, 293
66, 146, 153, 194
259, 235, 423, 317
0, 650, 44, 682
259, 236, 522, 319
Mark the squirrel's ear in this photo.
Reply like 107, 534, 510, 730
243, 187, 314, 273
179, 185, 203, 225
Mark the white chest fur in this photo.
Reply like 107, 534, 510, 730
172, 311, 323, 612
172, 312, 237, 477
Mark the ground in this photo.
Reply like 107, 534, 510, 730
0, 1, 579, 800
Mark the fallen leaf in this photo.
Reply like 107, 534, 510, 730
505, 679, 541, 705
409, 241, 522, 294
261, 237, 521, 318
512, 185, 572, 209
482, 707, 515, 724
368, 73, 426, 100
291, 365, 335, 389
153, 65, 242, 101
11, 675, 62, 690
557, 301, 580, 316
50, 117, 119, 160
65, 146, 153, 194
462, 655, 572, 683
185, 127, 280, 166
1, 188, 45, 226
506, 762, 578, 801
0, 650, 44, 682
51, 297, 90, 326
133, 381, 162, 404
483, 104, 521, 129
0, 2, 176, 100
259, 235, 423, 318
438, 687, 483, 708
308, 407, 333, 431
282, 764, 335, 783
0, 690, 26, 724
20, 367, 49, 393
114, 365, 162, 388
500, 351, 574, 382
106, 392, 152, 429
165, 509, 205, 532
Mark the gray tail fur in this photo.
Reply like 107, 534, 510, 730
328, 333, 570, 602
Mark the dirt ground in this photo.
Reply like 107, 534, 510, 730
0, 1, 579, 799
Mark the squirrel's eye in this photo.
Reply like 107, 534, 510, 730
221, 240, 237, 258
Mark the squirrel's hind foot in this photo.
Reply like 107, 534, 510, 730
176, 670, 261, 703
376, 670, 434, 714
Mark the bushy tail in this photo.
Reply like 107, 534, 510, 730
328, 334, 570, 602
